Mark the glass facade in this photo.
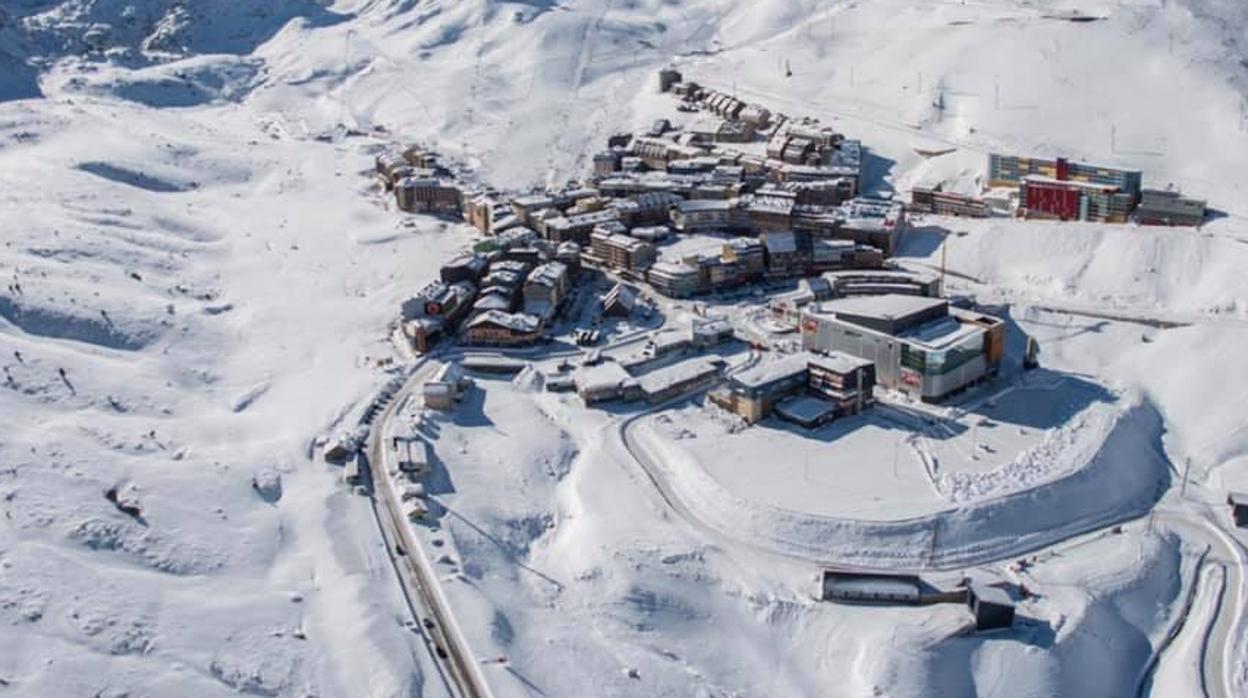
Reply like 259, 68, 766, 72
901, 333, 984, 377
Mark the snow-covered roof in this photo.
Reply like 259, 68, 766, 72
970, 583, 1014, 607
526, 261, 568, 288
762, 231, 797, 254
815, 294, 946, 322
637, 357, 722, 395
898, 315, 984, 351
824, 572, 921, 600
775, 395, 838, 424
730, 352, 811, 390
467, 310, 540, 333
473, 295, 511, 312
822, 268, 938, 284
676, 199, 733, 214
648, 260, 697, 277
808, 351, 873, 375
574, 361, 634, 392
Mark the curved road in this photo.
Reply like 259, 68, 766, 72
376, 338, 1243, 697
367, 357, 495, 698
613, 384, 1244, 696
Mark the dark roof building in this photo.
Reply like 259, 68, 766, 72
967, 584, 1016, 631
1229, 492, 1248, 528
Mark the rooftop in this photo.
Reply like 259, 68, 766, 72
676, 199, 734, 213
637, 357, 723, 395
814, 294, 947, 323
969, 583, 1014, 607
775, 395, 839, 424
467, 310, 541, 333
762, 231, 798, 254
730, 352, 811, 390
648, 260, 698, 277
808, 351, 874, 375
823, 571, 922, 600
574, 361, 634, 392
898, 315, 985, 351
527, 261, 568, 287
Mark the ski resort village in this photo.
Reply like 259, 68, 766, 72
4, 2, 1248, 697
324, 65, 1245, 696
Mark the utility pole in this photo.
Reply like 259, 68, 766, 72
1111, 124, 1117, 154
994, 76, 1000, 110
1181, 456, 1191, 498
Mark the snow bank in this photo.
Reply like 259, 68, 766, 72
632, 392, 1170, 568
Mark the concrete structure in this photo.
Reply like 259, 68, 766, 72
574, 361, 640, 404
395, 177, 462, 214
397, 438, 431, 478
439, 254, 487, 285
601, 282, 638, 317
821, 571, 922, 605
1136, 188, 1207, 227
460, 356, 527, 374
688, 117, 756, 144
968, 584, 1016, 631
827, 198, 907, 255
671, 199, 736, 233
822, 269, 942, 299
636, 357, 724, 404
590, 229, 657, 273
774, 395, 840, 428
1229, 493, 1248, 528
691, 317, 734, 348
612, 191, 682, 227
713, 351, 874, 425
658, 67, 683, 93
722, 238, 766, 276
463, 311, 543, 346
801, 295, 1004, 402
523, 261, 569, 320
630, 225, 672, 243
910, 186, 990, 218
593, 150, 620, 177
647, 260, 700, 298
424, 363, 468, 411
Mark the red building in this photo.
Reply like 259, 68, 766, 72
1021, 179, 1081, 220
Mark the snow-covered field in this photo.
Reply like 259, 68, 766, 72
3, 0, 1248, 696
639, 371, 1128, 519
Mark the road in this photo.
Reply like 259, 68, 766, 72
615, 381, 1245, 696
1129, 501, 1245, 698
383, 320, 1244, 696
366, 358, 495, 698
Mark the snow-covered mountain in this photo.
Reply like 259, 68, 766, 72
2, 1, 1248, 696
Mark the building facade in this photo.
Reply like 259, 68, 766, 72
801, 295, 1004, 402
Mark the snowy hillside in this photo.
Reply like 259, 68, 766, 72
2, 0, 1248, 696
